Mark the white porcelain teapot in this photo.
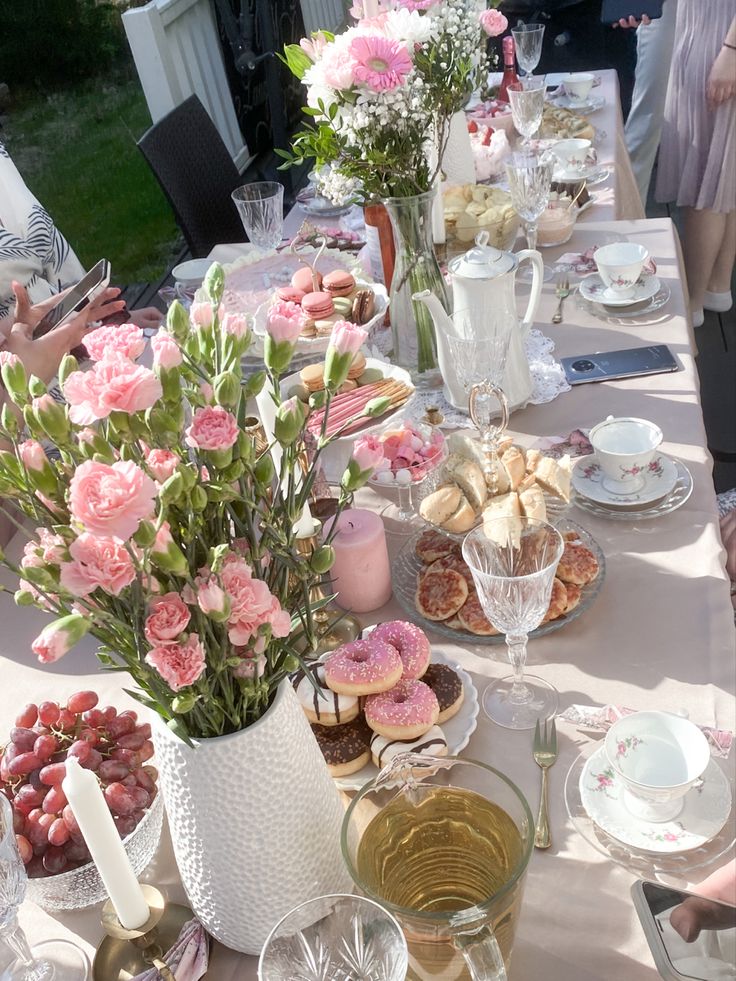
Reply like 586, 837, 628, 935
414, 232, 544, 412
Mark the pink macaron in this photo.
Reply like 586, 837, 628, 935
276, 286, 306, 304
302, 291, 335, 319
291, 266, 323, 293
323, 269, 356, 298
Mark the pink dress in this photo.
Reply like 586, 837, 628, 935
656, 0, 736, 213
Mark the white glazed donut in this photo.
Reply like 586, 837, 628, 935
370, 725, 448, 769
296, 665, 359, 727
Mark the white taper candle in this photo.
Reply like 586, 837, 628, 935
62, 757, 150, 929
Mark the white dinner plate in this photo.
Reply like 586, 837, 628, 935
579, 273, 661, 308
571, 453, 678, 509
579, 745, 732, 854
332, 649, 479, 792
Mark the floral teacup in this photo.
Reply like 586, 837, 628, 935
593, 242, 649, 299
604, 711, 710, 823
589, 416, 663, 495
563, 72, 595, 105
551, 139, 597, 178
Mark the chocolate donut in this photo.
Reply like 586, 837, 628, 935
421, 663, 464, 723
311, 716, 372, 777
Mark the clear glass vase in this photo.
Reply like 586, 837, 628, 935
384, 190, 450, 387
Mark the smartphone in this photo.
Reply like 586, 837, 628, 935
632, 880, 736, 981
560, 343, 680, 385
34, 259, 111, 338
601, 0, 664, 23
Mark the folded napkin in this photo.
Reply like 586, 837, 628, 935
559, 704, 733, 759
131, 917, 209, 981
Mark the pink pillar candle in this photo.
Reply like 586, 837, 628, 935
324, 509, 392, 613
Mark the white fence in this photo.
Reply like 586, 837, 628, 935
123, 0, 250, 171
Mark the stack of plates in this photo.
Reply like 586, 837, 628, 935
571, 453, 693, 520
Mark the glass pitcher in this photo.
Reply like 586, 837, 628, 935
341, 755, 534, 980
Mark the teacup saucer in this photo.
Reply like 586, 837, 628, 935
571, 453, 678, 509
580, 745, 732, 853
552, 164, 611, 186
579, 273, 661, 307
551, 93, 605, 113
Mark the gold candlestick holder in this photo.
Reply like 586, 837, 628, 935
295, 521, 361, 654
93, 884, 199, 981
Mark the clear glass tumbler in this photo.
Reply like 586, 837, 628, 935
232, 181, 285, 250
0, 794, 89, 979
258, 894, 408, 981
511, 24, 546, 76
463, 517, 564, 729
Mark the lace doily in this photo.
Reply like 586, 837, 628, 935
368, 327, 570, 429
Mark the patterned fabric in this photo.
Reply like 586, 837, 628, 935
0, 140, 84, 323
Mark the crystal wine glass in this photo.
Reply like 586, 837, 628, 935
511, 24, 545, 76
505, 151, 555, 282
463, 518, 564, 730
231, 181, 285, 250
445, 324, 512, 495
0, 795, 89, 979
258, 894, 408, 981
507, 76, 547, 146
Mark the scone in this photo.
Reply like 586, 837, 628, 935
419, 485, 462, 527
445, 454, 486, 511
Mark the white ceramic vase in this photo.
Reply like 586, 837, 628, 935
441, 110, 476, 186
152, 681, 352, 954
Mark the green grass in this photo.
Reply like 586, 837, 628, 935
3, 71, 182, 284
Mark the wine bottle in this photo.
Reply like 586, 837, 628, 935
363, 203, 396, 325
497, 36, 519, 104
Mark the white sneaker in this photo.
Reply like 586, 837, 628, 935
692, 308, 704, 328
704, 290, 733, 312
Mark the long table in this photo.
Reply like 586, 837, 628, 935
1, 214, 733, 979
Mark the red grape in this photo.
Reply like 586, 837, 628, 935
43, 847, 67, 874
81, 708, 104, 728
66, 691, 98, 714
27, 856, 45, 878
13, 809, 25, 834
104, 783, 136, 816
139, 741, 154, 763
16, 784, 45, 811
33, 734, 58, 762
137, 723, 152, 740
48, 818, 70, 847
121, 775, 138, 788
98, 760, 129, 782
62, 805, 80, 835
135, 768, 156, 793
38, 812, 55, 834
77, 728, 99, 746
15, 704, 38, 728
27, 819, 49, 847
127, 787, 150, 810
56, 709, 77, 732
117, 731, 146, 751
10, 727, 37, 752
2, 743, 20, 764
64, 840, 89, 863
15, 834, 32, 864
113, 814, 137, 837
119, 709, 138, 723
27, 808, 43, 824
42, 785, 67, 815
101, 706, 117, 723
80, 749, 103, 771
105, 716, 135, 739
37, 701, 60, 727
39, 762, 66, 786
110, 748, 140, 767
67, 740, 90, 763
8, 753, 42, 777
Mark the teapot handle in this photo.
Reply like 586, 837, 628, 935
453, 923, 508, 981
515, 249, 544, 337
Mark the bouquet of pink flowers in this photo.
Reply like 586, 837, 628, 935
0, 264, 386, 740
281, 0, 506, 199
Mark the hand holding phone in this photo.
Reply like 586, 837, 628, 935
33, 259, 112, 338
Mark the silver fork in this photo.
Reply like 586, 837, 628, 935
551, 277, 570, 324
533, 717, 558, 849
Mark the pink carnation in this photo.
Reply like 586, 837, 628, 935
330, 319, 367, 356
397, 0, 437, 9
221, 555, 275, 646
190, 301, 214, 330
351, 434, 384, 472
69, 459, 157, 541
321, 43, 357, 89
221, 312, 250, 340
480, 8, 508, 36
144, 592, 192, 645
84, 323, 145, 362
19, 439, 47, 472
185, 405, 239, 452
0, 351, 21, 368
144, 447, 180, 484
59, 533, 136, 597
196, 576, 229, 617
31, 623, 72, 664
150, 330, 183, 369
145, 634, 206, 691
232, 653, 267, 679
300, 30, 329, 60
37, 528, 67, 565
63, 356, 162, 424
266, 300, 306, 345
349, 34, 413, 92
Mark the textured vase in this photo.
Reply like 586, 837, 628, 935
384, 189, 450, 387
152, 681, 352, 954
441, 110, 476, 186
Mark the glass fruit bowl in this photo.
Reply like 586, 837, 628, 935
26, 790, 163, 912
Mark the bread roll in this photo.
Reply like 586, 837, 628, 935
533, 455, 571, 502
445, 455, 486, 512
501, 446, 526, 490
519, 484, 547, 522
443, 495, 477, 533
420, 485, 462, 527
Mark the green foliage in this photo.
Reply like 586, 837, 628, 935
0, 0, 126, 87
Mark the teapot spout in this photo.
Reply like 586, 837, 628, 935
412, 289, 452, 336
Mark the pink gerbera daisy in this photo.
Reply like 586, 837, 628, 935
349, 34, 413, 92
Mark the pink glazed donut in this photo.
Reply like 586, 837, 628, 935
370, 621, 431, 680
324, 639, 403, 697
364, 679, 439, 740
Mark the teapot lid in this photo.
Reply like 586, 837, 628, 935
449, 231, 517, 280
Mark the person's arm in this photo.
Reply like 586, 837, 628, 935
707, 18, 736, 109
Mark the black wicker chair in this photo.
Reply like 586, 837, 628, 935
138, 95, 246, 257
